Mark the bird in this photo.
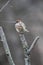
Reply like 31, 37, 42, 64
15, 18, 29, 33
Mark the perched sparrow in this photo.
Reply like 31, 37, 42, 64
15, 19, 29, 33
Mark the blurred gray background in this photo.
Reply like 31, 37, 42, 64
0, 0, 43, 65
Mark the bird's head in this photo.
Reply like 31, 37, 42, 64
16, 18, 22, 23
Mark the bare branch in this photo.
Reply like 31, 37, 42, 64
0, 26, 15, 65
27, 36, 39, 54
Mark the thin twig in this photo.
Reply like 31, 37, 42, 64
27, 36, 39, 54
0, 0, 11, 12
